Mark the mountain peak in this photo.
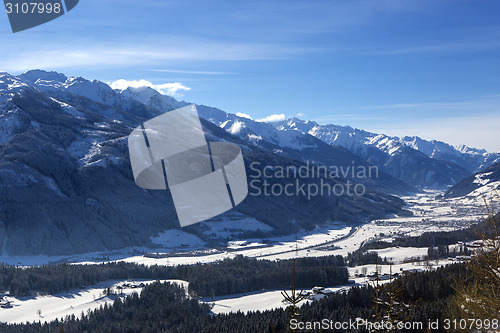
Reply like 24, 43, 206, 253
120, 86, 161, 103
455, 144, 487, 155
0, 72, 31, 99
120, 85, 181, 111
19, 69, 68, 84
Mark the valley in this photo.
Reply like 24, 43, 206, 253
0, 190, 490, 324
0, 190, 486, 267
0, 70, 498, 330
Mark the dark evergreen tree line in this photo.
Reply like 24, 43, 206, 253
0, 264, 469, 332
361, 225, 478, 251
183, 255, 347, 297
346, 249, 389, 266
0, 255, 347, 298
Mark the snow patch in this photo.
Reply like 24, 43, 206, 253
0, 279, 182, 324
0, 109, 20, 145
200, 213, 273, 239
150, 229, 206, 248
50, 97, 85, 119
42, 177, 66, 197
473, 172, 493, 186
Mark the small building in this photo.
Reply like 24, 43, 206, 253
0, 300, 12, 308
312, 286, 324, 293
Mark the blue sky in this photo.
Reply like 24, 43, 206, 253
1, 0, 499, 151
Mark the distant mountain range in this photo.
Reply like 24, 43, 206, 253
123, 84, 499, 189
121, 85, 500, 188
273, 118, 499, 182
0, 70, 496, 255
445, 162, 500, 199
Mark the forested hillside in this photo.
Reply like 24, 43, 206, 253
0, 264, 467, 332
0, 255, 347, 298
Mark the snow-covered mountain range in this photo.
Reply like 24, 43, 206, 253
445, 162, 500, 199
0, 70, 413, 255
122, 85, 498, 189
274, 118, 499, 173
0, 69, 497, 255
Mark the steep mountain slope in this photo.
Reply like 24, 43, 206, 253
445, 162, 500, 199
0, 71, 409, 255
400, 136, 500, 172
119, 86, 479, 191
272, 118, 489, 188
277, 118, 500, 173
122, 87, 415, 195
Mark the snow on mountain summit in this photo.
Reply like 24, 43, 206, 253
0, 72, 30, 95
4, 69, 498, 187
0, 70, 415, 256
20, 69, 68, 84
120, 86, 182, 112
273, 116, 499, 174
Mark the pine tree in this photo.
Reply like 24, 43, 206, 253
454, 193, 500, 323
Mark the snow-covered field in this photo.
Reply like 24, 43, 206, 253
0, 260, 459, 323
150, 229, 206, 248
0, 191, 486, 322
75, 221, 352, 267
370, 247, 428, 263
0, 279, 187, 324
200, 212, 274, 239
460, 180, 500, 204
203, 259, 457, 315
0, 191, 486, 267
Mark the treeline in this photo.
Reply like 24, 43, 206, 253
346, 249, 389, 266
361, 226, 477, 251
0, 264, 468, 332
0, 255, 347, 298
393, 263, 464, 303
363, 214, 500, 251
181, 255, 347, 296
0, 262, 176, 297
347, 242, 470, 267
0, 282, 213, 333
425, 243, 472, 261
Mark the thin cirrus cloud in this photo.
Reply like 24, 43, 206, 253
365, 36, 500, 56
360, 95, 500, 116
0, 36, 314, 72
379, 113, 500, 153
152, 69, 236, 75
109, 79, 190, 97
360, 102, 476, 110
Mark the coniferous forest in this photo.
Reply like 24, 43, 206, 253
0, 264, 468, 332
0, 255, 347, 298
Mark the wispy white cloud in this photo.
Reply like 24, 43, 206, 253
366, 36, 500, 56
235, 112, 252, 120
224, 0, 426, 36
360, 95, 500, 117
361, 102, 475, 110
109, 79, 190, 97
257, 114, 286, 122
378, 113, 500, 153
0, 35, 315, 72
152, 69, 235, 75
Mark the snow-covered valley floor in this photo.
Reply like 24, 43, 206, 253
0, 190, 486, 267
0, 190, 489, 322
0, 279, 187, 324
